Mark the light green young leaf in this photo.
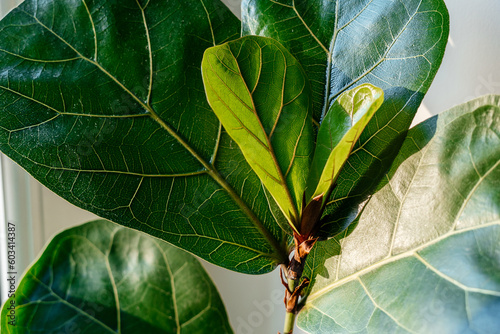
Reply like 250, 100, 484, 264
1, 220, 233, 333
298, 95, 500, 333
202, 36, 313, 229
306, 84, 383, 202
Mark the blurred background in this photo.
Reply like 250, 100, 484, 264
0, 0, 499, 333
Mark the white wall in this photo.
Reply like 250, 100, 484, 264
1, 0, 499, 333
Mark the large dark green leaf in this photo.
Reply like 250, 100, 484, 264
298, 95, 500, 333
242, 0, 450, 234
202, 35, 313, 230
0, 0, 288, 273
1, 220, 233, 333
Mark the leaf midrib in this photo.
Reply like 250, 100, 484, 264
14, 7, 287, 263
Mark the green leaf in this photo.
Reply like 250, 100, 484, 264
0, 0, 289, 273
202, 35, 313, 229
242, 0, 450, 234
298, 95, 500, 333
306, 84, 383, 202
1, 220, 233, 333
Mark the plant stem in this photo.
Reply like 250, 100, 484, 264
283, 311, 297, 334
283, 277, 298, 333
281, 231, 316, 333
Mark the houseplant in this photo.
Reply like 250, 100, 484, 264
0, 0, 498, 332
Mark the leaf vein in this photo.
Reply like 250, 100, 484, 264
357, 277, 418, 333
291, 0, 329, 55
414, 253, 500, 297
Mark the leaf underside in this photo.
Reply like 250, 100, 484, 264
242, 0, 450, 235
0, 0, 288, 274
1, 220, 233, 333
298, 95, 500, 333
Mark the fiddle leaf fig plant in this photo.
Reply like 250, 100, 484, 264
0, 0, 498, 333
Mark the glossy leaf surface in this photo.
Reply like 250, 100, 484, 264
0, 0, 289, 273
298, 95, 500, 333
202, 36, 313, 227
242, 0, 450, 234
1, 220, 232, 333
306, 84, 383, 202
